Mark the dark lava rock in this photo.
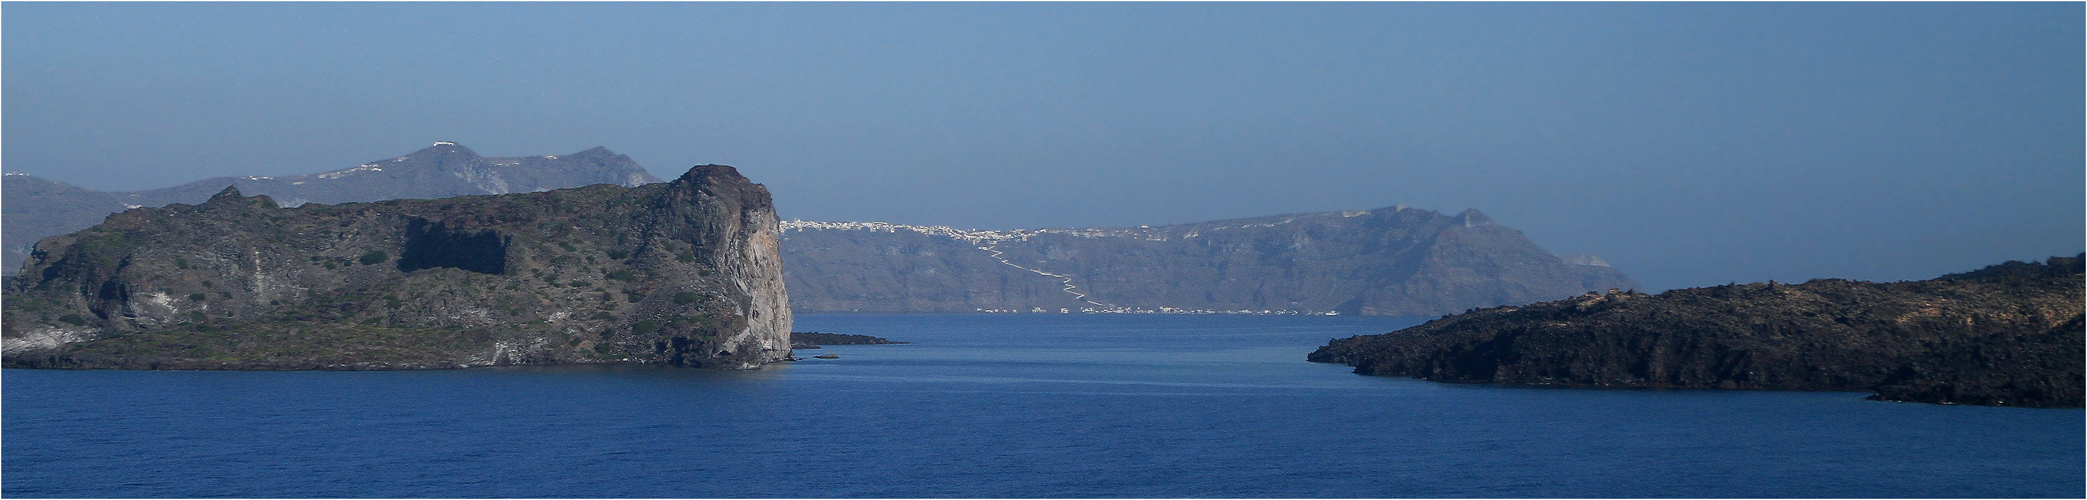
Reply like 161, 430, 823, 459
1309, 255, 2085, 408
1, 165, 790, 370
790, 331, 906, 349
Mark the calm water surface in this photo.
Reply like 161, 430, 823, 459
4, 314, 2081, 497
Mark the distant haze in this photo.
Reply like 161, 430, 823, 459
4, 3, 2080, 292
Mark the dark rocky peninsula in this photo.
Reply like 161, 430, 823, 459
789, 331, 906, 349
783, 208, 1637, 316
2, 165, 791, 370
1309, 255, 2085, 407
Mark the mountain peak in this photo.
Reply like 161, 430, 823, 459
208, 185, 244, 201
405, 141, 480, 159
676, 164, 743, 183
199, 185, 275, 209
1453, 209, 1495, 227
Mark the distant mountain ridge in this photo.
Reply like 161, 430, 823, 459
3, 143, 661, 274
781, 206, 1639, 316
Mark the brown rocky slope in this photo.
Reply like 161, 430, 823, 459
1309, 255, 2084, 407
2, 165, 790, 370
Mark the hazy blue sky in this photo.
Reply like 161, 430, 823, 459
4, 3, 2080, 291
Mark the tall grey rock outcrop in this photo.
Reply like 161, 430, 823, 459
3, 165, 790, 370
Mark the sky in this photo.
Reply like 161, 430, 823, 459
3, 3, 2080, 292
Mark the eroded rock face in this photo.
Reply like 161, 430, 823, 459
1309, 255, 2086, 408
1, 165, 790, 370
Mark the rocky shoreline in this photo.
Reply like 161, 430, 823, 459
789, 331, 906, 349
1310, 255, 2085, 408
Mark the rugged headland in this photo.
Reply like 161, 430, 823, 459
3, 142, 660, 275
1309, 255, 2086, 407
782, 209, 1638, 316
1, 165, 790, 370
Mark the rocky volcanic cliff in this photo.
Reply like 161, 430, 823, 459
2, 165, 790, 370
1309, 255, 2085, 407
3, 143, 661, 275
782, 208, 1638, 316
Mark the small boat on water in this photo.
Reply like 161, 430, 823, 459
814, 354, 839, 359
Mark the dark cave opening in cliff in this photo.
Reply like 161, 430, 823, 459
397, 219, 508, 275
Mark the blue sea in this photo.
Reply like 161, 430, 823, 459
4, 314, 2081, 498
